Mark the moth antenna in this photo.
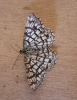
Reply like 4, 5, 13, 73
15, 44, 22, 49
12, 53, 20, 69
11, 45, 19, 53
11, 44, 22, 69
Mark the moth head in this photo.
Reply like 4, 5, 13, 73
19, 50, 25, 54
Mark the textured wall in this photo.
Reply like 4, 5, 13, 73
0, 0, 77, 100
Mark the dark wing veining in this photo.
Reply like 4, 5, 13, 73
23, 13, 57, 90
23, 14, 55, 49
24, 48, 57, 90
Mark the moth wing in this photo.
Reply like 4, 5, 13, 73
23, 14, 55, 48
24, 56, 46, 90
24, 48, 57, 90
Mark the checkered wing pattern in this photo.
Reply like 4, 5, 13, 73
23, 13, 57, 90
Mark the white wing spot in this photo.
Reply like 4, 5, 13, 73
38, 68, 42, 73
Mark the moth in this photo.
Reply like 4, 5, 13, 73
20, 13, 57, 90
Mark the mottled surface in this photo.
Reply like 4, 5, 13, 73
0, 0, 77, 100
